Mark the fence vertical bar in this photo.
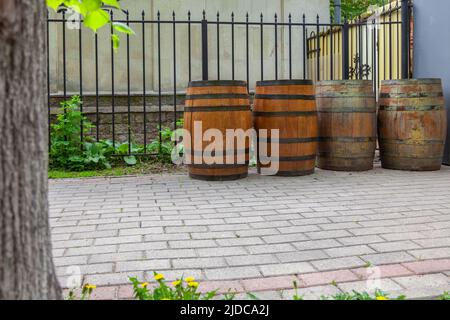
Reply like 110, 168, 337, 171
78, 16, 83, 144
157, 11, 162, 149
342, 18, 350, 80
142, 11, 147, 152
232, 12, 235, 80
201, 11, 208, 80
288, 14, 292, 80
330, 22, 334, 80
173, 11, 177, 131
95, 32, 99, 141
188, 11, 192, 82
260, 13, 264, 81
316, 15, 320, 82
47, 10, 51, 151
401, 0, 409, 79
389, 2, 393, 80
274, 13, 278, 80
216, 12, 220, 80
303, 14, 306, 79
246, 13, 250, 91
110, 12, 115, 150
372, 18, 377, 96
62, 9, 67, 100
126, 11, 131, 153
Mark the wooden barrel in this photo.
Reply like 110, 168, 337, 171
378, 79, 447, 171
253, 80, 318, 176
316, 80, 377, 171
184, 80, 252, 181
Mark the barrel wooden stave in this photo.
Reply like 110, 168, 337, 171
315, 80, 377, 172
254, 80, 318, 176
184, 81, 252, 181
378, 79, 447, 171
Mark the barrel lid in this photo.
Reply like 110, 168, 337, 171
256, 79, 313, 86
381, 78, 442, 85
317, 80, 373, 86
189, 80, 247, 87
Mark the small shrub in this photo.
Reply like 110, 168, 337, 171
129, 273, 217, 300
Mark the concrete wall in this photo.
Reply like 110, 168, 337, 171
413, 0, 450, 165
49, 0, 330, 95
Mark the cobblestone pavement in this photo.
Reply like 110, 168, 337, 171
49, 165, 450, 298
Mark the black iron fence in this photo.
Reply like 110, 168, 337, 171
47, 0, 412, 156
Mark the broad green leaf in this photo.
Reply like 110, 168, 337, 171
113, 22, 135, 35
124, 156, 137, 166
64, 0, 88, 16
111, 34, 120, 51
47, 0, 64, 11
84, 0, 102, 12
102, 0, 121, 9
84, 9, 110, 32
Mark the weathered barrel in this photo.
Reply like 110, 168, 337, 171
184, 80, 252, 181
316, 80, 377, 171
378, 79, 447, 171
253, 80, 318, 176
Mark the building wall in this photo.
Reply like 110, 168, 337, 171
49, 0, 330, 94
413, 0, 450, 164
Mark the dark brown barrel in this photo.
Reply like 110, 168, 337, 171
253, 80, 318, 176
184, 80, 252, 181
378, 79, 447, 171
316, 80, 377, 171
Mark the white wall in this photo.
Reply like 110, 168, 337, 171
49, 0, 330, 94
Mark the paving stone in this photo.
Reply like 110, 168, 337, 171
283, 285, 342, 300
197, 246, 248, 257
226, 254, 279, 266
402, 259, 450, 274
276, 250, 329, 263
259, 262, 315, 277
241, 275, 297, 292
352, 264, 414, 280
360, 252, 416, 265
393, 274, 450, 289
172, 257, 227, 269
337, 235, 385, 246
89, 251, 144, 264
324, 245, 376, 258
408, 247, 450, 260
205, 267, 262, 280
84, 272, 144, 287
247, 243, 296, 255
337, 278, 403, 295
116, 259, 171, 272
311, 257, 367, 271
298, 269, 358, 287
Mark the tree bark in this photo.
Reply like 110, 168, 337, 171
0, 0, 61, 299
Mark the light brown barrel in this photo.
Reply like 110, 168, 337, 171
378, 79, 447, 171
316, 80, 377, 171
183, 80, 252, 181
253, 80, 318, 176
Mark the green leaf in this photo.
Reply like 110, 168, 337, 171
111, 34, 120, 51
124, 156, 137, 166
46, 0, 64, 11
84, 0, 102, 12
84, 9, 110, 32
102, 0, 121, 9
113, 22, 135, 35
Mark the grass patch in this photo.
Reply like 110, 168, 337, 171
49, 161, 183, 179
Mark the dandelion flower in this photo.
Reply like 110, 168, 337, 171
141, 282, 149, 288
154, 273, 165, 281
188, 281, 199, 288
185, 277, 195, 283
376, 296, 389, 300
172, 280, 182, 287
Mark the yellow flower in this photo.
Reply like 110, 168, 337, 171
188, 281, 199, 288
185, 277, 195, 283
83, 284, 96, 290
141, 282, 149, 288
154, 273, 165, 281
172, 280, 182, 287
376, 296, 389, 300
161, 298, 170, 300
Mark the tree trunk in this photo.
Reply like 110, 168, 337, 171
0, 0, 61, 299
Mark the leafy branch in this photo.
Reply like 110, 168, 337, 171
46, 0, 134, 49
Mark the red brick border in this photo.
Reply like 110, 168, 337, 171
65, 259, 450, 300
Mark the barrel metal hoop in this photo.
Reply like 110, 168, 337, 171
379, 92, 443, 99
319, 137, 377, 143
381, 154, 444, 160
189, 173, 248, 181
184, 106, 250, 112
256, 80, 314, 86
259, 155, 316, 162
185, 94, 249, 100
257, 137, 319, 143
188, 80, 247, 87
185, 148, 250, 157
188, 163, 249, 169
318, 153, 375, 159
253, 111, 317, 117
254, 94, 315, 100
378, 105, 444, 112
379, 139, 445, 145
318, 108, 376, 113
